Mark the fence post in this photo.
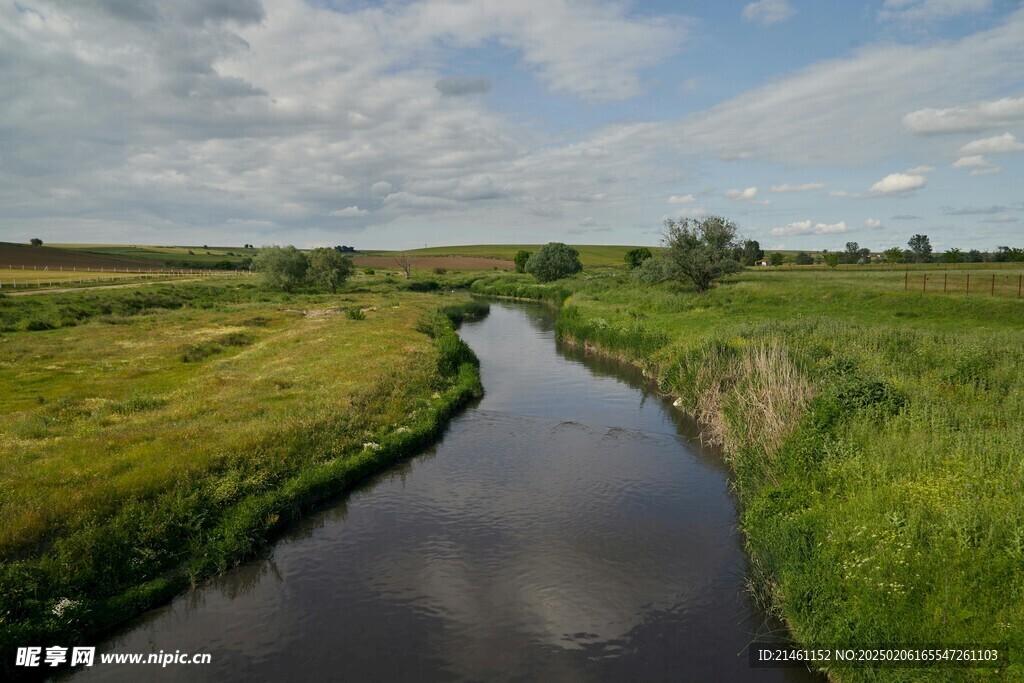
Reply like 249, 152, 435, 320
992, 274, 996, 296
1018, 274, 1022, 299
923, 274, 927, 292
966, 273, 970, 294
944, 273, 947, 293
904, 272, 908, 290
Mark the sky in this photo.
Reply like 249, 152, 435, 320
1, 0, 1023, 251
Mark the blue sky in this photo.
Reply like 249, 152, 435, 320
1, 0, 1023, 250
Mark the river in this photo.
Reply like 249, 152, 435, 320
71, 300, 818, 682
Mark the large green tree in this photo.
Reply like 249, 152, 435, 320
908, 234, 932, 263
253, 245, 308, 291
307, 248, 354, 293
662, 215, 741, 293
525, 242, 583, 282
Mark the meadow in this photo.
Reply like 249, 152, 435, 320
0, 272, 486, 668
473, 264, 1024, 681
362, 243, 648, 267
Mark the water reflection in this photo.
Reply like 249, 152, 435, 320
70, 302, 818, 682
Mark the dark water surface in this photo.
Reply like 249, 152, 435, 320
71, 302, 817, 682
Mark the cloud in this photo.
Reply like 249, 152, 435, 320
328, 206, 368, 217
904, 165, 934, 174
865, 217, 883, 229
435, 76, 492, 96
952, 155, 990, 168
903, 96, 1024, 134
980, 214, 1019, 223
878, 0, 992, 23
771, 220, 849, 236
741, 1, 796, 26
769, 182, 825, 193
724, 187, 767, 203
958, 132, 1024, 154
869, 172, 927, 194
828, 190, 850, 198
970, 166, 1002, 176
668, 194, 696, 204
892, 214, 923, 220
941, 204, 1008, 215
668, 207, 709, 219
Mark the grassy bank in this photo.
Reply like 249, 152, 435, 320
0, 277, 487, 674
473, 267, 1024, 681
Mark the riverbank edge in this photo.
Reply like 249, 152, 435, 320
0, 301, 486, 679
471, 281, 837, 678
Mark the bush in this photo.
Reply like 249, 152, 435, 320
525, 243, 582, 282
433, 267, 448, 275
253, 246, 308, 292
363, 268, 375, 275
346, 307, 365, 320
631, 257, 669, 284
624, 247, 653, 269
513, 250, 532, 273
405, 280, 440, 292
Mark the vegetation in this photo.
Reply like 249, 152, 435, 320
29, 238, 43, 247
471, 264, 1024, 681
252, 246, 308, 291
0, 276, 488, 673
514, 250, 532, 273
662, 215, 741, 292
361, 244, 653, 268
624, 247, 652, 269
307, 247, 355, 293
908, 234, 933, 263
525, 242, 583, 282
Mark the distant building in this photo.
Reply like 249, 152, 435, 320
755, 259, 771, 266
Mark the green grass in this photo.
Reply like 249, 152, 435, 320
472, 266, 1024, 681
363, 244, 657, 267
0, 276, 486, 672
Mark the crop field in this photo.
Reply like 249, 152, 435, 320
362, 244, 654, 268
472, 263, 1024, 680
0, 274, 486, 659
51, 244, 258, 265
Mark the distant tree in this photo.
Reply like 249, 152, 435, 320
841, 241, 860, 265
966, 249, 984, 263
525, 242, 583, 282
253, 245, 308, 291
824, 252, 840, 270
29, 238, 43, 246
857, 248, 872, 263
624, 247, 653, 269
941, 248, 964, 264
882, 247, 904, 264
393, 253, 414, 279
770, 252, 786, 266
661, 215, 741, 293
794, 251, 813, 265
908, 234, 932, 263
514, 250, 533, 273
740, 239, 764, 266
308, 247, 354, 293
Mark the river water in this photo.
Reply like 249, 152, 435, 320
71, 301, 817, 682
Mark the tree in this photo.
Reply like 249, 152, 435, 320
393, 253, 414, 279
770, 252, 786, 266
882, 247, 904, 265
966, 249, 984, 263
824, 252, 840, 270
941, 248, 964, 264
30, 238, 43, 246
624, 247, 653, 269
740, 239, 764, 266
794, 251, 813, 265
253, 245, 308, 291
514, 250, 533, 273
308, 247, 354, 293
841, 241, 860, 265
662, 215, 741, 293
908, 234, 932, 263
525, 242, 583, 282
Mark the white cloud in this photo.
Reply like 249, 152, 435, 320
865, 217, 883, 229
769, 182, 825, 193
725, 187, 760, 201
869, 172, 928, 194
970, 166, 1002, 176
903, 96, 1024, 134
878, 0, 992, 23
669, 207, 709, 219
904, 165, 934, 174
668, 194, 696, 204
952, 154, 990, 167
771, 220, 849, 236
959, 132, 1024, 154
828, 190, 850, 198
741, 1, 796, 26
980, 214, 1018, 223
328, 206, 368, 217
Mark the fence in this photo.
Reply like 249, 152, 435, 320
904, 272, 1024, 298
0, 265, 254, 290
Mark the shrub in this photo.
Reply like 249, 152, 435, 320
525, 243, 582, 282
433, 267, 448, 275
513, 250, 532, 273
346, 308, 365, 320
624, 247, 653, 269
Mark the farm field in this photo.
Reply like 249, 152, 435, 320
0, 274, 485, 660
362, 243, 652, 267
51, 244, 258, 266
472, 263, 1024, 680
